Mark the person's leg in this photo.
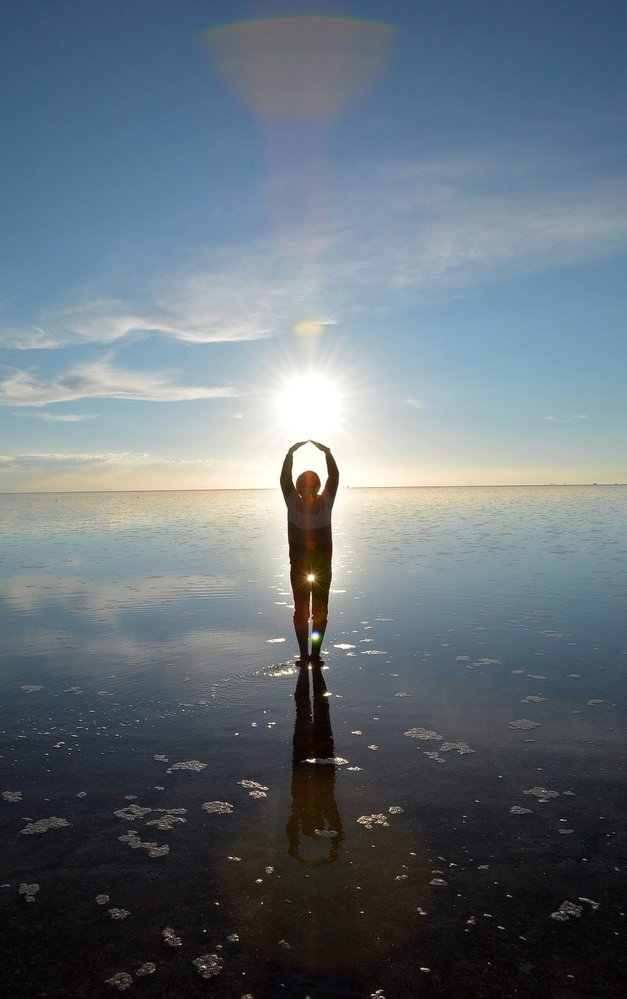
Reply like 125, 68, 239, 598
290, 563, 311, 663
310, 554, 331, 665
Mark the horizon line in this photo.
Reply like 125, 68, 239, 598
1, 482, 625, 497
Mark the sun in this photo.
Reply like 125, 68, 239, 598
275, 373, 343, 439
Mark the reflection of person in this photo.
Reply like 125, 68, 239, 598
286, 665, 343, 865
280, 440, 339, 665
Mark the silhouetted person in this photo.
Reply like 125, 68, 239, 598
286, 665, 343, 865
280, 440, 339, 665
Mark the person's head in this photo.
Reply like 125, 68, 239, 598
296, 470, 321, 498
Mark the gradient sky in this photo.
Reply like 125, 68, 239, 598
1, 0, 626, 491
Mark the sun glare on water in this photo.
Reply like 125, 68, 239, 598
275, 373, 343, 439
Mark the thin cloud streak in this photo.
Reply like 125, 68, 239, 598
0, 358, 236, 407
0, 450, 266, 492
0, 451, 149, 470
0, 451, 226, 470
12, 411, 95, 422
543, 414, 592, 423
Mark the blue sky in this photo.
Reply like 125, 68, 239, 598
1, 0, 626, 490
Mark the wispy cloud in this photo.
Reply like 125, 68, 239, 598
332, 162, 627, 297
0, 250, 306, 350
0, 357, 236, 407
2, 146, 626, 351
404, 398, 428, 409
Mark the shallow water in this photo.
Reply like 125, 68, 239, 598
1, 486, 626, 997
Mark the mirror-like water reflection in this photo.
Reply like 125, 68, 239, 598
1, 487, 626, 996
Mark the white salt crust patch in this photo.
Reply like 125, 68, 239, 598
357, 814, 389, 830
202, 801, 234, 814
524, 787, 560, 802
21, 816, 70, 835
105, 972, 133, 991
18, 883, 39, 902
162, 927, 182, 947
404, 728, 443, 742
192, 953, 223, 978
118, 829, 169, 858
166, 760, 207, 774
2, 791, 22, 802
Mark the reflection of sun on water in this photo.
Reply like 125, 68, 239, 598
275, 373, 342, 439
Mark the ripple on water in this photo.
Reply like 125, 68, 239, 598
251, 663, 298, 678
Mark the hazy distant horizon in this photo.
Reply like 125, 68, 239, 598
2, 481, 626, 497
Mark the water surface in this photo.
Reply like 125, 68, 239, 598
1, 487, 626, 997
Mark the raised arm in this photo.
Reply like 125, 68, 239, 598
310, 441, 339, 498
280, 441, 307, 499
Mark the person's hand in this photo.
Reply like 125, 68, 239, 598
289, 441, 308, 453
310, 440, 330, 454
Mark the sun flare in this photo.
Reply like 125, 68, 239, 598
275, 373, 343, 439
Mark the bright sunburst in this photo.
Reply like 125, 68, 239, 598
275, 372, 343, 439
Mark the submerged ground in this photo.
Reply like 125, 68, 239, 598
1, 487, 626, 997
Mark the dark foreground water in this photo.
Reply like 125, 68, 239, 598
1, 486, 626, 998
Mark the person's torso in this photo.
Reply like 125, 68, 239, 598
286, 491, 334, 551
